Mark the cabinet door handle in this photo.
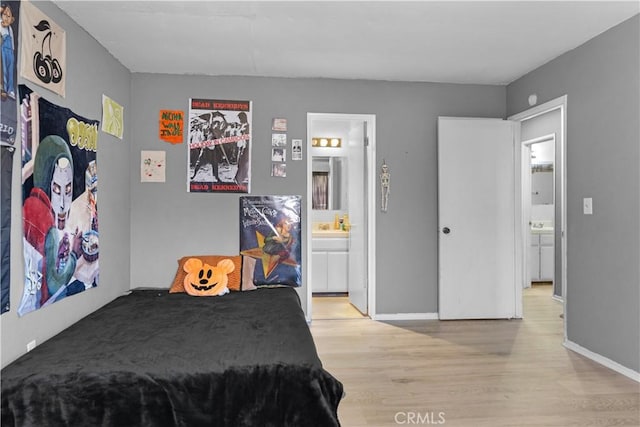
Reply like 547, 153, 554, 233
442, 227, 451, 234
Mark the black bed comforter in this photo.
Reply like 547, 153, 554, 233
1, 288, 343, 426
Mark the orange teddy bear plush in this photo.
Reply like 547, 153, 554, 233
182, 258, 235, 297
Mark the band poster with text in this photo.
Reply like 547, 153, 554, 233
187, 98, 251, 193
19, 85, 99, 316
239, 195, 301, 287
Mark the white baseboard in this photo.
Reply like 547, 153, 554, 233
564, 340, 640, 382
373, 313, 439, 321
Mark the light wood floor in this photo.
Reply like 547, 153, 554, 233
312, 294, 367, 320
310, 284, 640, 426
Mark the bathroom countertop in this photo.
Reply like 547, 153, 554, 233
531, 221, 554, 234
312, 230, 350, 238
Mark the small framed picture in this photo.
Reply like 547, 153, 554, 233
272, 133, 287, 147
271, 147, 286, 162
291, 139, 302, 160
271, 163, 286, 178
272, 118, 287, 132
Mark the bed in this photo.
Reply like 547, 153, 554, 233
1, 287, 343, 426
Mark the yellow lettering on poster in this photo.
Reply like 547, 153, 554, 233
67, 118, 98, 152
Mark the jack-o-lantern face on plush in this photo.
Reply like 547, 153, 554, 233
183, 258, 235, 296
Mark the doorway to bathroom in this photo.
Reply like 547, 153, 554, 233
523, 135, 556, 288
509, 95, 567, 340
306, 113, 376, 320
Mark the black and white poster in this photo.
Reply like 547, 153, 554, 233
187, 99, 251, 193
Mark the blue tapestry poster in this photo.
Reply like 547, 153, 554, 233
240, 195, 301, 287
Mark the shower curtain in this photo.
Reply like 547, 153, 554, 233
312, 172, 328, 210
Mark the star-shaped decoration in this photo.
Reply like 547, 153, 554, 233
241, 231, 298, 278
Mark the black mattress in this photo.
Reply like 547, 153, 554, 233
1, 287, 343, 426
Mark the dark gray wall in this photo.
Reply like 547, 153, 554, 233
1, 1, 132, 368
507, 15, 640, 372
129, 74, 505, 315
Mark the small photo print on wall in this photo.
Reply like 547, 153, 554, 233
141, 150, 166, 182
291, 139, 302, 160
271, 133, 286, 147
271, 163, 286, 178
271, 147, 286, 162
271, 118, 287, 132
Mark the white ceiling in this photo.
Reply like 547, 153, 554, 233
52, 1, 639, 85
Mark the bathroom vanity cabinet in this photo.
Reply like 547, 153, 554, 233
312, 237, 348, 293
530, 233, 554, 282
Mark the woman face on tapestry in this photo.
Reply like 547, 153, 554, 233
51, 156, 73, 230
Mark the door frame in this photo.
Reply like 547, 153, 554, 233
509, 95, 567, 342
306, 113, 377, 321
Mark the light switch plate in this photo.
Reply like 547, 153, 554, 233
583, 197, 593, 215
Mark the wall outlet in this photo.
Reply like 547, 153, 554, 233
583, 197, 593, 215
26, 340, 36, 352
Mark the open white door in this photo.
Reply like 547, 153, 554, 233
438, 117, 518, 320
347, 121, 367, 314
